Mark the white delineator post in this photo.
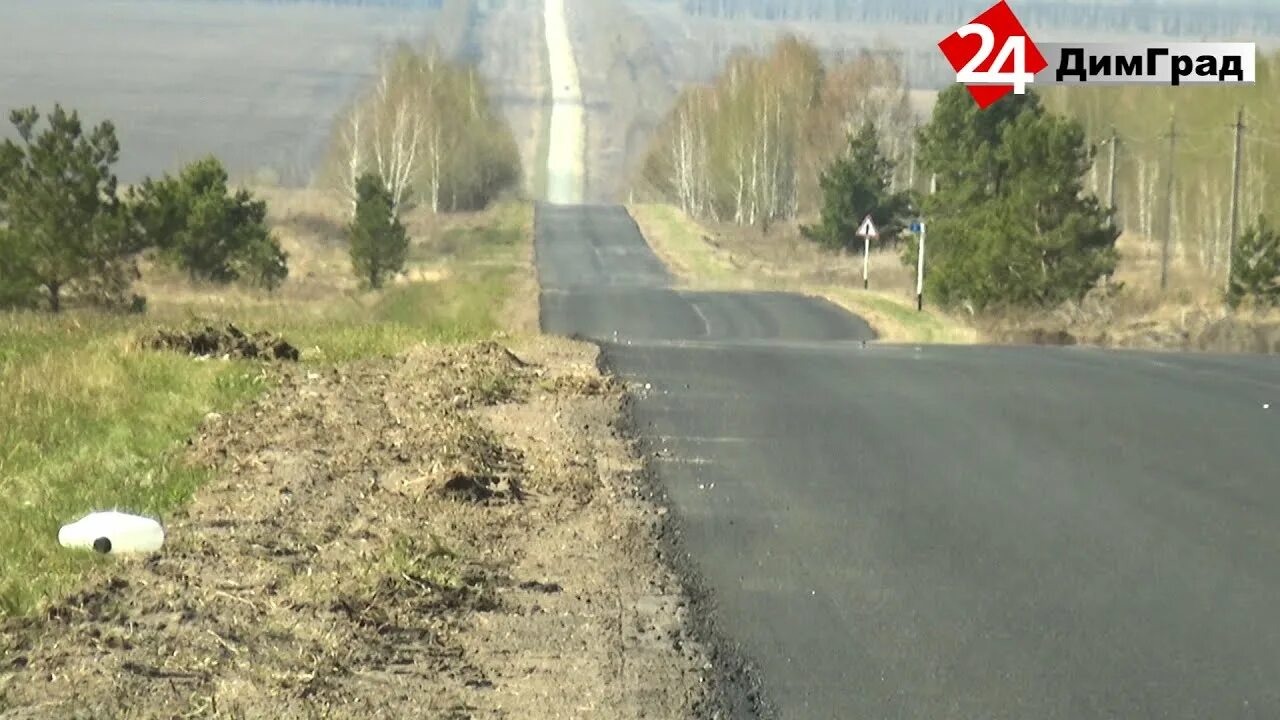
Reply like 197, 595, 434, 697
856, 215, 877, 290
916, 222, 927, 312
863, 233, 870, 290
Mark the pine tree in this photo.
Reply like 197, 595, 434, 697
912, 86, 1118, 310
348, 173, 409, 289
0, 106, 139, 312
0, 140, 37, 307
1227, 215, 1280, 308
801, 122, 911, 251
131, 156, 287, 289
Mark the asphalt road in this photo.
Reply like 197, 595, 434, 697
535, 204, 1280, 719
543, 0, 585, 204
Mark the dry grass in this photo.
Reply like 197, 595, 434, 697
628, 203, 979, 344
982, 232, 1280, 353
133, 189, 534, 359
0, 193, 535, 617
0, 336, 707, 718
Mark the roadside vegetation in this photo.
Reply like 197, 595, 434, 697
0, 106, 290, 313
0, 194, 530, 617
0, 20, 716, 718
634, 37, 1280, 351
132, 156, 288, 290
800, 121, 912, 252
636, 37, 913, 232
914, 86, 1119, 312
0, 43, 529, 616
629, 202, 977, 344
1041, 58, 1280, 305
322, 42, 522, 217
348, 172, 410, 288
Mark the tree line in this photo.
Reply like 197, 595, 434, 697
1040, 51, 1278, 294
640, 37, 1280, 311
322, 43, 520, 218
637, 37, 914, 232
0, 106, 287, 312
1, 44, 521, 312
666, 0, 1280, 38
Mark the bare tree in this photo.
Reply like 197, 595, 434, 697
323, 43, 519, 218
1136, 156, 1154, 257
369, 50, 425, 215
639, 37, 908, 229
338, 107, 365, 216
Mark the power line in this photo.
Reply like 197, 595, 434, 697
1105, 129, 1224, 152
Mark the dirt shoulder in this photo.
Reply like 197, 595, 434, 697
0, 337, 710, 718
628, 203, 979, 344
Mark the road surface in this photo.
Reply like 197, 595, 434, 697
535, 204, 1280, 719
543, 0, 585, 204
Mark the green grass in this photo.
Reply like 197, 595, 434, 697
0, 325, 266, 616
819, 288, 978, 345
532, 97, 552, 202
0, 203, 530, 617
631, 203, 741, 288
847, 292, 947, 340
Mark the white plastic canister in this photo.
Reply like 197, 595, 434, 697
58, 511, 165, 554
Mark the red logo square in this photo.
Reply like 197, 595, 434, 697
939, 1, 1048, 109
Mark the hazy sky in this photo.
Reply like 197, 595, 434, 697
2, 0, 1271, 184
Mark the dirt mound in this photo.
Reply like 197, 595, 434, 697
143, 323, 300, 361
0, 339, 708, 718
411, 342, 540, 410
442, 472, 525, 503
543, 372, 619, 396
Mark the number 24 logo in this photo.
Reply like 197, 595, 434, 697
955, 23, 1036, 94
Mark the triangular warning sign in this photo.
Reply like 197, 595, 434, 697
856, 215, 878, 238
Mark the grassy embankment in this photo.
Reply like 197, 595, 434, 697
0, 193, 533, 617
629, 203, 979, 344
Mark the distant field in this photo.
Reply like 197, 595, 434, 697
623, 0, 1280, 90
1, 0, 436, 184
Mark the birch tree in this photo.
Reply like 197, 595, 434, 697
324, 43, 519, 218
638, 38, 909, 229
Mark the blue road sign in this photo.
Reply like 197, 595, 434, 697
910, 222, 925, 233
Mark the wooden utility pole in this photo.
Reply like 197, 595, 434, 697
1161, 114, 1177, 291
1107, 126, 1119, 215
1225, 107, 1245, 294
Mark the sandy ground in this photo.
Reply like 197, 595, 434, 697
0, 338, 711, 718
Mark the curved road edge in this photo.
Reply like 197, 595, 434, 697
605, 350, 781, 720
